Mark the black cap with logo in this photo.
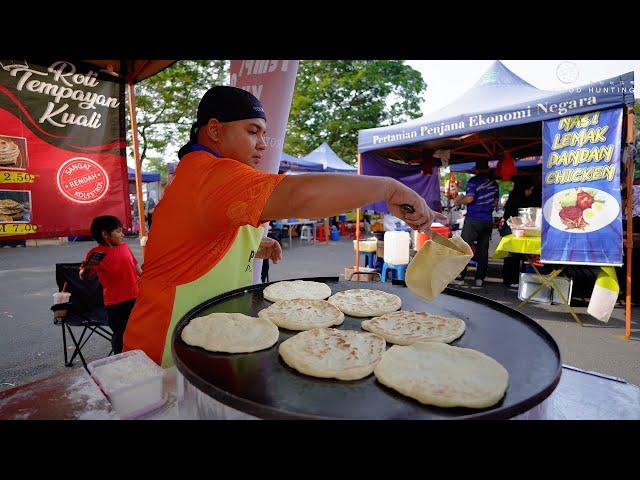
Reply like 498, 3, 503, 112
178, 86, 266, 159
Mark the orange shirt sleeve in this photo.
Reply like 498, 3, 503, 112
195, 157, 285, 234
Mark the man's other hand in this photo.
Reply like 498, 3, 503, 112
256, 236, 283, 264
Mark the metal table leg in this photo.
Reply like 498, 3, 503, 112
517, 264, 582, 325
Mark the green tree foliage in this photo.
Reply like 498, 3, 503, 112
284, 60, 426, 164
144, 156, 169, 184
127, 60, 228, 167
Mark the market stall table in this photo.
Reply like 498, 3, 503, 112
1, 361, 639, 420
279, 219, 320, 248
0, 368, 117, 420
491, 234, 616, 325
0, 367, 185, 420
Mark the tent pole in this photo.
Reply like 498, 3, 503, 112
355, 154, 361, 274
625, 106, 635, 340
448, 171, 454, 226
127, 81, 148, 259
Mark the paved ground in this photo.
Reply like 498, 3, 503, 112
1, 235, 638, 393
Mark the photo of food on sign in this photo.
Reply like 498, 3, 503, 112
0, 135, 27, 170
543, 187, 618, 233
0, 190, 31, 223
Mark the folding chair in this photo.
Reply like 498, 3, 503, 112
50, 262, 113, 371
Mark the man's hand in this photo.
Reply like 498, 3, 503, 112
385, 179, 447, 231
256, 236, 283, 264
454, 194, 474, 206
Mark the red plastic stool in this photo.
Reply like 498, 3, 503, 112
316, 225, 327, 241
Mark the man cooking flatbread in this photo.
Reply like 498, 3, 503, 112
123, 86, 446, 367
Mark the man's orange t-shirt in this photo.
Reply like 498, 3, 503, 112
123, 151, 284, 365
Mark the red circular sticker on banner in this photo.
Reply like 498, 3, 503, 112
56, 157, 110, 204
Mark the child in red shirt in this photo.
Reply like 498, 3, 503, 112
80, 216, 141, 354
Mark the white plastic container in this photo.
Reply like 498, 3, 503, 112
88, 350, 166, 419
534, 208, 543, 228
517, 273, 552, 304
353, 238, 377, 252
383, 231, 410, 265
52, 292, 71, 304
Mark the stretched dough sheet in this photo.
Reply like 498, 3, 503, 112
405, 236, 473, 301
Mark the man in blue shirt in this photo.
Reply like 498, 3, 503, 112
451, 159, 499, 287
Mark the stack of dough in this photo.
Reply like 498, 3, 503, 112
0, 138, 20, 166
361, 311, 465, 345
405, 236, 473, 301
0, 199, 24, 221
181, 312, 279, 353
374, 342, 509, 409
258, 299, 344, 331
327, 289, 401, 317
279, 328, 386, 380
263, 280, 332, 302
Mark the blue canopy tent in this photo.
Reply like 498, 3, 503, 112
356, 60, 636, 337
127, 167, 161, 232
301, 142, 357, 172
127, 166, 161, 182
357, 61, 635, 213
358, 61, 634, 165
279, 152, 324, 173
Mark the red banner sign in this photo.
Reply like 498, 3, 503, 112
229, 60, 299, 175
0, 59, 129, 240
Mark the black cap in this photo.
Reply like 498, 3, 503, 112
178, 86, 266, 159
196, 86, 266, 126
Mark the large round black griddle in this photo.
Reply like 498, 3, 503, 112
172, 277, 562, 420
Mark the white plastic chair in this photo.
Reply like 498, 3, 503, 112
299, 225, 314, 243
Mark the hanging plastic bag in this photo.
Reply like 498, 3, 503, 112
495, 151, 518, 180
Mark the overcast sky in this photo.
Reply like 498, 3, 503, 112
405, 60, 639, 115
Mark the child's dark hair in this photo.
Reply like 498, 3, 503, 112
90, 216, 122, 244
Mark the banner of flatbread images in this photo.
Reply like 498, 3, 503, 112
541, 107, 623, 266
0, 60, 129, 240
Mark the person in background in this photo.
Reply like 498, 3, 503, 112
145, 195, 156, 229
500, 176, 536, 289
363, 210, 372, 234
80, 216, 141, 354
451, 159, 499, 287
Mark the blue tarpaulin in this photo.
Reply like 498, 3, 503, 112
358, 61, 634, 160
128, 167, 161, 182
